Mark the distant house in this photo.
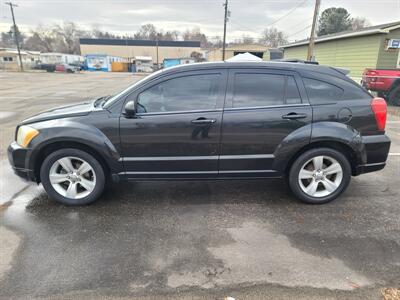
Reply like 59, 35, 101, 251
0, 48, 42, 70
206, 44, 268, 61
281, 21, 400, 80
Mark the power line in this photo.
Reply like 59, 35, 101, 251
228, 0, 309, 34
264, 0, 309, 28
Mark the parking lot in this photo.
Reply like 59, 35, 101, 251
1, 71, 400, 300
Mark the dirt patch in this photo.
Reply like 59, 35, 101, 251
382, 288, 400, 300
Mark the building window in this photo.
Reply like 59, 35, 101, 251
3, 57, 14, 62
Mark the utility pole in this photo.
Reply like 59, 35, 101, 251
5, 2, 23, 71
156, 34, 159, 69
222, 0, 229, 61
307, 0, 321, 61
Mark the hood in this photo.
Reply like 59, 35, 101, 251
20, 101, 94, 125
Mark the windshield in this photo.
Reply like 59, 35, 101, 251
103, 69, 166, 108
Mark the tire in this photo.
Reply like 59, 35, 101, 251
40, 148, 105, 205
388, 85, 400, 106
288, 148, 351, 204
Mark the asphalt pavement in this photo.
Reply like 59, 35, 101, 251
1, 71, 400, 300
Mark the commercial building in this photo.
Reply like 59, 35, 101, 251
206, 44, 268, 61
282, 21, 400, 80
79, 38, 201, 66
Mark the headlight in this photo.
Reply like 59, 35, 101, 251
16, 126, 39, 148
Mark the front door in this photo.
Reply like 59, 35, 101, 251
219, 69, 312, 177
119, 69, 227, 179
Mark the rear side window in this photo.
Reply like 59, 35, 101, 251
233, 73, 285, 107
303, 78, 343, 103
286, 76, 301, 104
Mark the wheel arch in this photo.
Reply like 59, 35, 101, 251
284, 140, 358, 176
32, 141, 112, 183
388, 78, 400, 94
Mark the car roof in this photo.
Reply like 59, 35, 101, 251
162, 61, 350, 81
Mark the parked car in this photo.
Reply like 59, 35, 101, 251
36, 63, 80, 73
362, 68, 400, 105
55, 63, 81, 73
8, 62, 391, 205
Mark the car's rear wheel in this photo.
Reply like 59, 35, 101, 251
388, 85, 400, 106
288, 148, 351, 204
40, 148, 105, 205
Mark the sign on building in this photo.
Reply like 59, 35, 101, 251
387, 39, 400, 49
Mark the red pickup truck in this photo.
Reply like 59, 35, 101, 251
362, 69, 400, 105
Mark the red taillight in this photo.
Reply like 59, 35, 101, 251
371, 97, 387, 131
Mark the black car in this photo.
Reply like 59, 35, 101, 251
8, 62, 391, 205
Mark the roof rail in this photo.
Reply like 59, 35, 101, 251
275, 58, 319, 65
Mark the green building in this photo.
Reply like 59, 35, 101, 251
282, 21, 400, 80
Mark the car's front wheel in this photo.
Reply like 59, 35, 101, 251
288, 148, 351, 204
40, 148, 105, 205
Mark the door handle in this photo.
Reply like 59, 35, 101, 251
282, 113, 307, 120
191, 118, 217, 124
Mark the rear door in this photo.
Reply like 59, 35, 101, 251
219, 68, 312, 177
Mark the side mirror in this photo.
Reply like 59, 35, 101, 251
124, 100, 136, 117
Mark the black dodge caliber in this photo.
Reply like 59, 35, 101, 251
8, 62, 391, 205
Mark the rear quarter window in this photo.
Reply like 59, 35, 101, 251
303, 78, 343, 104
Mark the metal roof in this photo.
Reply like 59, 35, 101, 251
282, 20, 400, 48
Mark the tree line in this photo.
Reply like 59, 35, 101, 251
0, 7, 368, 55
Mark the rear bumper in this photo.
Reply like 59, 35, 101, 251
354, 134, 391, 175
7, 142, 36, 182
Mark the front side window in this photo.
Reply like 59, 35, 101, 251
233, 73, 285, 108
304, 78, 343, 103
137, 74, 221, 113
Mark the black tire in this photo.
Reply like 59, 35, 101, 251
388, 85, 400, 106
40, 148, 105, 205
288, 148, 351, 204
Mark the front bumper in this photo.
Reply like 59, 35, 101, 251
354, 134, 391, 175
7, 142, 36, 182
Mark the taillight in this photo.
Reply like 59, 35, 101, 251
371, 97, 387, 131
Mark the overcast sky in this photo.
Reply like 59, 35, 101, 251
0, 0, 399, 42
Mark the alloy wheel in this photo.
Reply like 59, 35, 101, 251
298, 155, 343, 198
49, 156, 96, 199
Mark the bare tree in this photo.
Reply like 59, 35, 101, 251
134, 24, 158, 40
52, 22, 86, 54
190, 51, 205, 62
0, 25, 25, 48
24, 25, 55, 52
259, 27, 287, 47
183, 27, 211, 48
161, 30, 179, 41
351, 17, 371, 31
